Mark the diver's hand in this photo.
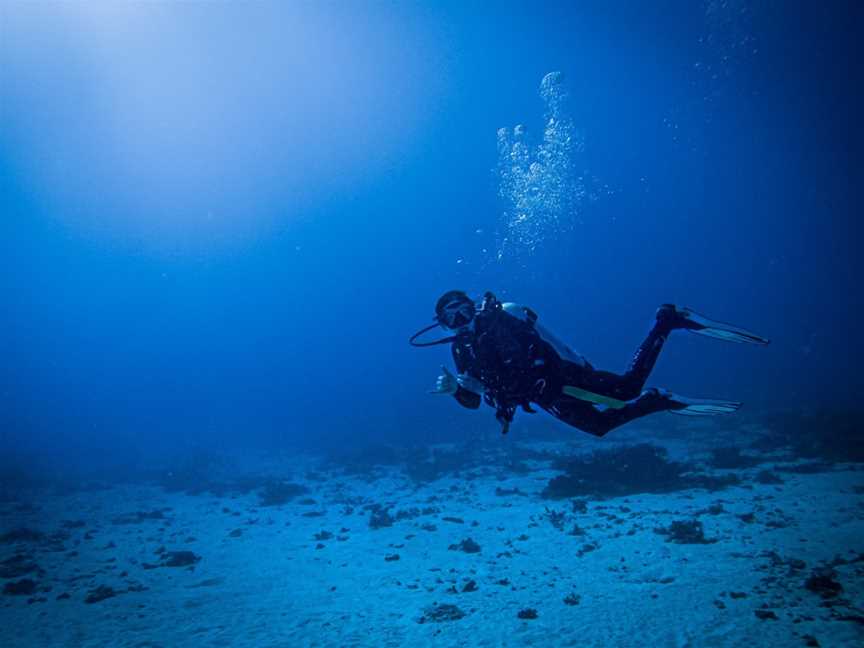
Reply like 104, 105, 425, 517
429, 365, 458, 395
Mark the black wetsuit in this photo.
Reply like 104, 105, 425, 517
450, 296, 674, 437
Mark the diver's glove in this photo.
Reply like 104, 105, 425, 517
429, 365, 485, 396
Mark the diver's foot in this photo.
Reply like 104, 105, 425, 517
656, 304, 770, 345
653, 388, 742, 416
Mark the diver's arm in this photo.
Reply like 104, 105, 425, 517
454, 385, 482, 409
429, 365, 483, 409
454, 372, 483, 408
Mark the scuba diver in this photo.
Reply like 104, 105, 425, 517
410, 291, 769, 436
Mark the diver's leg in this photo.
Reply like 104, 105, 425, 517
545, 389, 671, 438
562, 306, 677, 401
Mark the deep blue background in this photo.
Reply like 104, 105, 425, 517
1, 2, 861, 474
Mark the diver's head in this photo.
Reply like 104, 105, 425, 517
435, 290, 476, 331
408, 290, 477, 347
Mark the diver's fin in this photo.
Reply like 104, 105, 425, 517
563, 385, 628, 410
673, 306, 770, 345
663, 391, 742, 416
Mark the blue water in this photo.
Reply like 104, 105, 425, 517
1, 3, 862, 646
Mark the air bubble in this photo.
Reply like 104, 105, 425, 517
494, 71, 584, 262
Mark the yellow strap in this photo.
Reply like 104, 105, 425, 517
563, 385, 628, 410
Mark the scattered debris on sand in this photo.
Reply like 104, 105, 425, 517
654, 519, 717, 544
84, 585, 117, 604
418, 603, 466, 623
448, 538, 481, 554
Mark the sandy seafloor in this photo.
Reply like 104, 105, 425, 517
2, 420, 862, 648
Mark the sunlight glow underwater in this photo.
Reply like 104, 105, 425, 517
1, 3, 438, 253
